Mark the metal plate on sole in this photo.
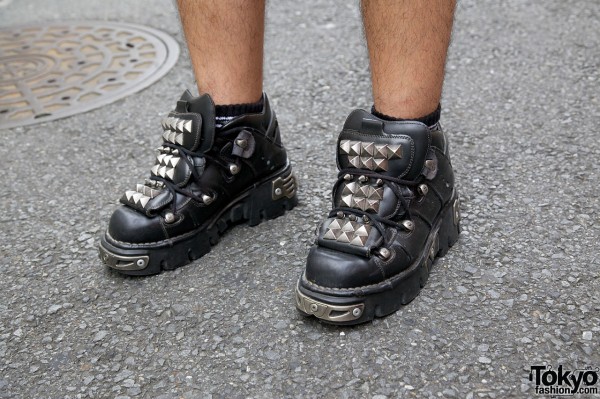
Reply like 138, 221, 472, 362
296, 285, 364, 323
99, 244, 149, 271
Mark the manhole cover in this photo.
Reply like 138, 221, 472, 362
0, 21, 180, 129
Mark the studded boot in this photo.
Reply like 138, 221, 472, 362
99, 91, 298, 275
295, 109, 460, 325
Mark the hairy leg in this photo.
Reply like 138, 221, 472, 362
176, 0, 265, 104
361, 0, 456, 119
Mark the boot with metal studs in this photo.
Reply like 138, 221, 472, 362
295, 109, 460, 325
99, 90, 298, 275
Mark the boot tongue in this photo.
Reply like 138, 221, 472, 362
336, 109, 431, 180
160, 90, 216, 153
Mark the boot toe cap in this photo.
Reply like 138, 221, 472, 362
305, 246, 385, 289
107, 206, 166, 244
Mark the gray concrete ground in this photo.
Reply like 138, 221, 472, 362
1, 0, 599, 398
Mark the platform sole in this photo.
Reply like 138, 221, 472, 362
99, 165, 298, 276
295, 194, 460, 325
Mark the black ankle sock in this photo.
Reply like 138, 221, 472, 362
371, 104, 441, 127
215, 96, 264, 128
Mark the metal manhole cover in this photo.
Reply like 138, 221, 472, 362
0, 21, 180, 129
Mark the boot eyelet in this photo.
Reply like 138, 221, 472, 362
235, 138, 248, 149
376, 247, 392, 260
202, 193, 215, 205
402, 220, 415, 232
358, 175, 368, 183
229, 164, 240, 175
417, 184, 429, 196
343, 174, 353, 181
164, 212, 176, 224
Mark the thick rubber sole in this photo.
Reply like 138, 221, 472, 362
99, 165, 298, 276
295, 193, 460, 326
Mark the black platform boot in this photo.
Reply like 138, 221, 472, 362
296, 109, 460, 325
99, 91, 298, 275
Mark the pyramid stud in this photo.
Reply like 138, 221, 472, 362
350, 142, 361, 156
349, 156, 361, 168
374, 158, 388, 171
341, 195, 353, 208
136, 183, 145, 193
157, 153, 166, 164
184, 120, 192, 133
131, 192, 144, 203
337, 233, 351, 243
342, 182, 358, 195
165, 168, 175, 180
355, 225, 371, 236
360, 157, 375, 170
138, 195, 150, 208
341, 221, 356, 232
323, 229, 338, 240
366, 199, 380, 212
374, 144, 389, 158
157, 166, 167, 178
339, 140, 351, 154
387, 144, 403, 159
350, 235, 366, 246
370, 187, 384, 200
360, 142, 375, 156
169, 117, 178, 131
329, 219, 343, 231
169, 157, 180, 167
174, 133, 184, 145
125, 190, 136, 201
176, 120, 185, 133
151, 165, 159, 176
353, 198, 368, 211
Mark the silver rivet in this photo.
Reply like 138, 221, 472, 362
352, 308, 362, 317
376, 179, 384, 186
418, 184, 429, 196
235, 139, 248, 149
229, 164, 240, 175
358, 175, 368, 183
336, 211, 345, 219
362, 215, 370, 224
378, 248, 391, 260
275, 188, 282, 196
343, 174, 352, 181
202, 194, 214, 205
136, 259, 146, 267
402, 220, 415, 231
164, 212, 176, 223
310, 303, 318, 312
349, 214, 357, 221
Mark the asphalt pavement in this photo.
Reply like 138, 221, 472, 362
1, 0, 599, 398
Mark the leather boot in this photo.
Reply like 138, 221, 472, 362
99, 91, 298, 275
296, 109, 460, 325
